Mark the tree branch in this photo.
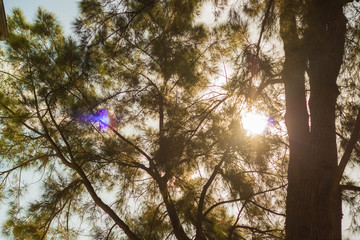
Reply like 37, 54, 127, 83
203, 184, 286, 218
253, 78, 283, 100
248, 200, 286, 217
256, 0, 275, 56
340, 184, 360, 192
175, 96, 228, 166
195, 149, 228, 239
40, 180, 82, 240
98, 119, 153, 162
43, 96, 141, 239
337, 109, 360, 183
0, 154, 57, 176
342, 0, 360, 6
71, 161, 141, 240
0, 103, 44, 137
105, 224, 117, 240
157, 178, 191, 240
233, 225, 283, 239
228, 200, 249, 240
45, 95, 77, 164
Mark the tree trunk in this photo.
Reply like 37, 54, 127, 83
281, 0, 346, 239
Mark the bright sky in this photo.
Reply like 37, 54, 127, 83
4, 0, 78, 35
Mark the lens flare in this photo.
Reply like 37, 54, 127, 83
82, 109, 114, 131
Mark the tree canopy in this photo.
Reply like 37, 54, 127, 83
0, 0, 360, 239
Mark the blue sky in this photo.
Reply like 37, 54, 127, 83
4, 0, 79, 35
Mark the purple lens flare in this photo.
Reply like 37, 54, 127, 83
267, 117, 275, 125
81, 109, 114, 131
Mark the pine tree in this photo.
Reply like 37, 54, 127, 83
2, 0, 360, 239
0, 2, 286, 240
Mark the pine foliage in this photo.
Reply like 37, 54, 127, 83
4, 0, 360, 239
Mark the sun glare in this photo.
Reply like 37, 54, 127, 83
242, 112, 269, 135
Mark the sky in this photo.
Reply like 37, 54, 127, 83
4, 0, 79, 36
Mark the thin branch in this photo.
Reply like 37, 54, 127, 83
248, 200, 286, 217
340, 184, 360, 192
107, 123, 152, 162
147, 202, 164, 239
203, 184, 286, 218
195, 149, 228, 238
337, 109, 360, 183
45, 96, 77, 163
35, 89, 141, 239
40, 180, 82, 240
0, 154, 57, 175
105, 224, 117, 240
342, 0, 360, 6
175, 96, 228, 165
41, 197, 72, 240
253, 78, 283, 100
256, 0, 275, 56
233, 225, 283, 239
0, 70, 23, 81
71, 160, 141, 240
228, 200, 249, 240
0, 103, 44, 137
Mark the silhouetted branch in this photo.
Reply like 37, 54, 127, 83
196, 149, 228, 238
340, 184, 360, 192
342, 0, 360, 6
256, 0, 275, 56
253, 78, 283, 100
0, 154, 57, 176
105, 224, 117, 240
228, 200, 249, 240
72, 160, 141, 240
234, 225, 283, 239
248, 200, 286, 217
203, 184, 287, 218
337, 109, 360, 183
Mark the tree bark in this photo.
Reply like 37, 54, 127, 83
281, 0, 346, 239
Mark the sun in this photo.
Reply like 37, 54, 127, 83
242, 112, 268, 135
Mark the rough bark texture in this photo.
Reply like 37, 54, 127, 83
281, 0, 346, 239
